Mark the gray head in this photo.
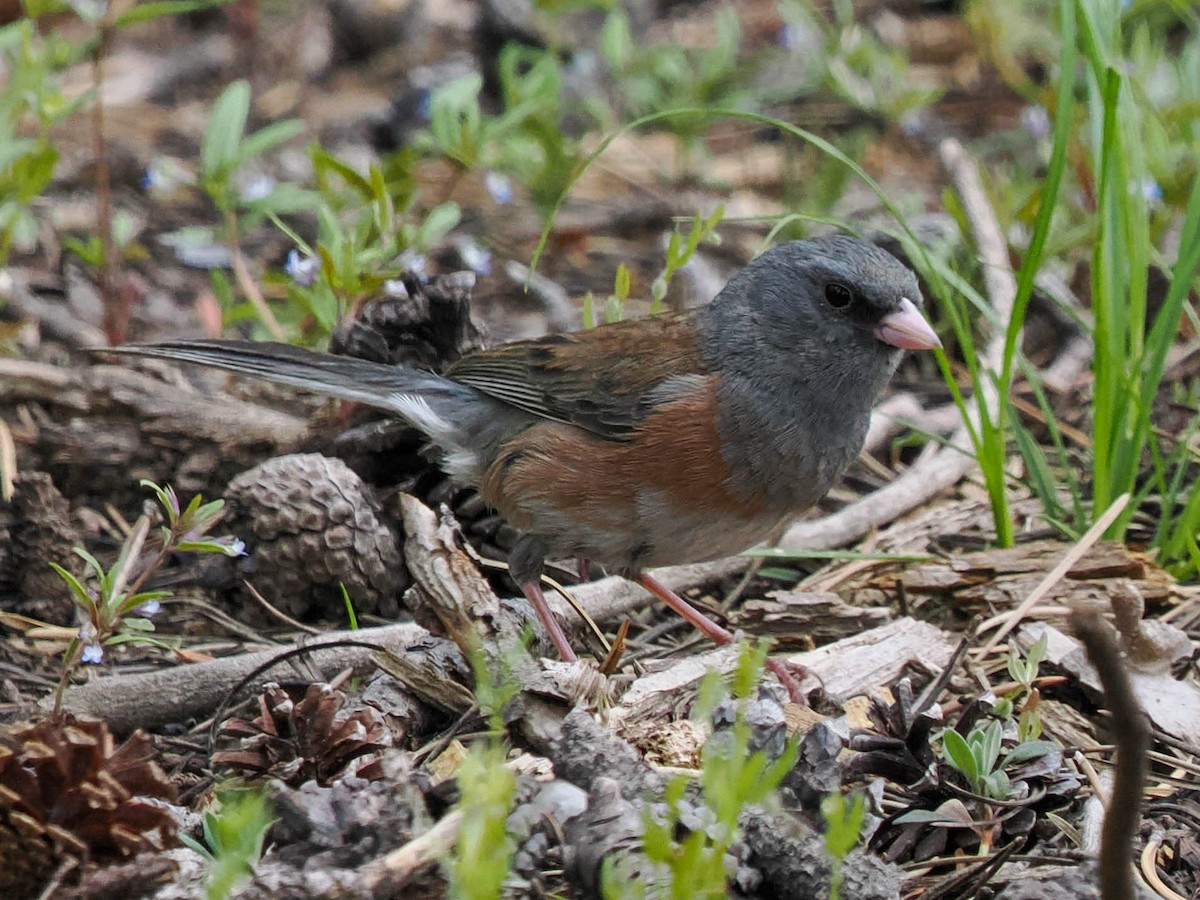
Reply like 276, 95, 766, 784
697, 234, 940, 511
698, 234, 937, 393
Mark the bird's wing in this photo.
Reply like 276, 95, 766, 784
445, 312, 712, 439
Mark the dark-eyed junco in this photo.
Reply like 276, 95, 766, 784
103, 234, 940, 700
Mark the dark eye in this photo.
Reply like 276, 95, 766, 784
825, 282, 854, 309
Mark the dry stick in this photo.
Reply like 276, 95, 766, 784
1139, 839, 1188, 900
783, 137, 1016, 553
50, 622, 428, 733
229, 240, 286, 341
48, 563, 712, 734
357, 809, 464, 892
979, 492, 1131, 649
1069, 608, 1150, 900
0, 415, 16, 501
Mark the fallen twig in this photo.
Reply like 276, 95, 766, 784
1069, 607, 1151, 900
50, 622, 429, 733
980, 493, 1131, 648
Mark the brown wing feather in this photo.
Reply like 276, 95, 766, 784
445, 312, 709, 438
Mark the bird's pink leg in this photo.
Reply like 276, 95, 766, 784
520, 578, 577, 661
635, 571, 806, 705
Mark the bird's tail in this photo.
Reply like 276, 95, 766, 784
97, 339, 474, 416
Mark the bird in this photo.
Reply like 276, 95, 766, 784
100, 233, 940, 701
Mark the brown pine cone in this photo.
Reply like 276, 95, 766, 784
223, 453, 407, 622
212, 681, 391, 786
0, 716, 178, 899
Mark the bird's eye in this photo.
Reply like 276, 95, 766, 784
825, 282, 854, 309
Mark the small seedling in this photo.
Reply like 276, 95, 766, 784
938, 718, 1058, 802
999, 632, 1048, 741
634, 641, 800, 898
821, 791, 866, 900
444, 648, 524, 899
50, 479, 244, 713
180, 787, 274, 900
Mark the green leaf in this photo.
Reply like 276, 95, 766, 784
72, 547, 108, 585
613, 262, 631, 301
63, 235, 104, 267
119, 617, 156, 633
201, 79, 251, 180
237, 119, 304, 167
177, 539, 239, 556
940, 729, 978, 781
341, 584, 358, 630
1025, 632, 1048, 669
416, 201, 460, 248
12, 143, 57, 201
983, 769, 1011, 801
311, 145, 374, 199
821, 792, 865, 859
976, 720, 1003, 776
1002, 740, 1059, 766
242, 182, 320, 217
894, 799, 976, 827
114, 0, 232, 27
50, 561, 93, 610
600, 9, 633, 70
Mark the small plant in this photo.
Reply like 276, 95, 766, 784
926, 0, 1200, 573
444, 649, 523, 899
996, 632, 1048, 741
940, 719, 1009, 800
938, 717, 1058, 802
600, 5, 747, 174
583, 260, 633, 327
582, 207, 724, 326
196, 78, 309, 339
649, 205, 724, 309
199, 79, 309, 235
418, 42, 597, 218
821, 791, 866, 900
786, 0, 942, 120
272, 144, 460, 342
634, 642, 800, 898
50, 479, 245, 713
447, 738, 517, 900
7, 0, 233, 339
0, 17, 87, 260
180, 787, 274, 900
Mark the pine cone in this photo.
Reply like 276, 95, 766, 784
0, 716, 177, 899
0, 472, 81, 621
212, 682, 391, 785
223, 453, 407, 621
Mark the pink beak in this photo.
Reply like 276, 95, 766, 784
875, 297, 941, 351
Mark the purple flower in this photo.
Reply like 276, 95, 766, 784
457, 239, 492, 277
142, 157, 192, 196
163, 484, 181, 518
239, 174, 276, 204
78, 625, 104, 664
1138, 177, 1163, 204
484, 171, 514, 205
286, 249, 320, 287
218, 536, 248, 558
1020, 106, 1051, 141
131, 599, 161, 618
399, 251, 427, 278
